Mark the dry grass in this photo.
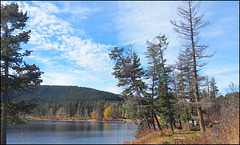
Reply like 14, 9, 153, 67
126, 107, 239, 144
183, 101, 239, 144
126, 129, 197, 144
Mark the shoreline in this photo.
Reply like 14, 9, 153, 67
24, 116, 133, 123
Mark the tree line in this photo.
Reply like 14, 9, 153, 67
9, 85, 126, 121
108, 1, 237, 134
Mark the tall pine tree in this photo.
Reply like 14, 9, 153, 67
209, 77, 219, 99
1, 3, 43, 144
171, 1, 214, 132
109, 46, 152, 130
145, 35, 176, 133
175, 48, 197, 127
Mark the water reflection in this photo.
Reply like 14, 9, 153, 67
7, 121, 136, 144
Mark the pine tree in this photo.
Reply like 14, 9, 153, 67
145, 35, 176, 133
175, 48, 197, 127
171, 1, 214, 132
109, 46, 152, 129
209, 77, 219, 99
1, 3, 43, 143
145, 36, 161, 131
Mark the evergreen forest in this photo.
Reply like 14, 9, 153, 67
9, 85, 125, 120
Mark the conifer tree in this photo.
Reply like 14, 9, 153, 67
145, 35, 163, 131
209, 77, 219, 99
1, 3, 43, 143
109, 46, 152, 129
171, 1, 214, 132
175, 48, 197, 126
145, 35, 176, 133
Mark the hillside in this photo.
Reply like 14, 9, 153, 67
9, 85, 123, 104
9, 85, 125, 119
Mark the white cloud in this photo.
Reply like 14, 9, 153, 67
3, 1, 238, 95
62, 44, 113, 72
18, 2, 113, 73
114, 1, 239, 96
113, 2, 182, 68
58, 2, 99, 17
72, 70, 102, 82
115, 2, 181, 48
203, 64, 239, 95
203, 65, 238, 77
104, 85, 122, 94
10, 1, 118, 93
34, 57, 55, 66
41, 73, 78, 86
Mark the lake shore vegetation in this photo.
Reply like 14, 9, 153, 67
126, 91, 239, 144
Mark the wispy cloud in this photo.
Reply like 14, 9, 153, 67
41, 72, 79, 86
12, 1, 118, 92
203, 64, 239, 94
115, 2, 181, 48
114, 1, 239, 95
113, 2, 182, 67
19, 2, 113, 72
2, 1, 238, 95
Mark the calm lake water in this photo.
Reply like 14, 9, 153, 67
7, 121, 137, 144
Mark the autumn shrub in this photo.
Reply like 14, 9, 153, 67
182, 94, 239, 144
104, 106, 112, 119
91, 111, 96, 119
128, 129, 170, 144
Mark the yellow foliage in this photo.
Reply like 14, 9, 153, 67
91, 111, 97, 119
104, 106, 112, 119
213, 120, 219, 124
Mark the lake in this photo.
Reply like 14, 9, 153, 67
7, 121, 137, 144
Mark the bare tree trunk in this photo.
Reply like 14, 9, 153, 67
1, 94, 8, 144
151, 79, 156, 130
207, 77, 210, 98
169, 113, 174, 133
192, 54, 205, 132
134, 83, 151, 130
151, 109, 156, 130
179, 120, 182, 129
1, 61, 9, 144
186, 120, 190, 130
170, 120, 174, 133
154, 113, 162, 131
189, 2, 206, 133
207, 108, 210, 120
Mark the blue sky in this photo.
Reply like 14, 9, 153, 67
3, 1, 239, 95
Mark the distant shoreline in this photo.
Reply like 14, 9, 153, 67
24, 116, 132, 123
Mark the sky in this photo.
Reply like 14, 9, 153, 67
2, 1, 239, 95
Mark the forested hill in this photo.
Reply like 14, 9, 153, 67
9, 85, 123, 104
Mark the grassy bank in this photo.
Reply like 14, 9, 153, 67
126, 109, 239, 144
126, 124, 239, 144
127, 129, 198, 144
